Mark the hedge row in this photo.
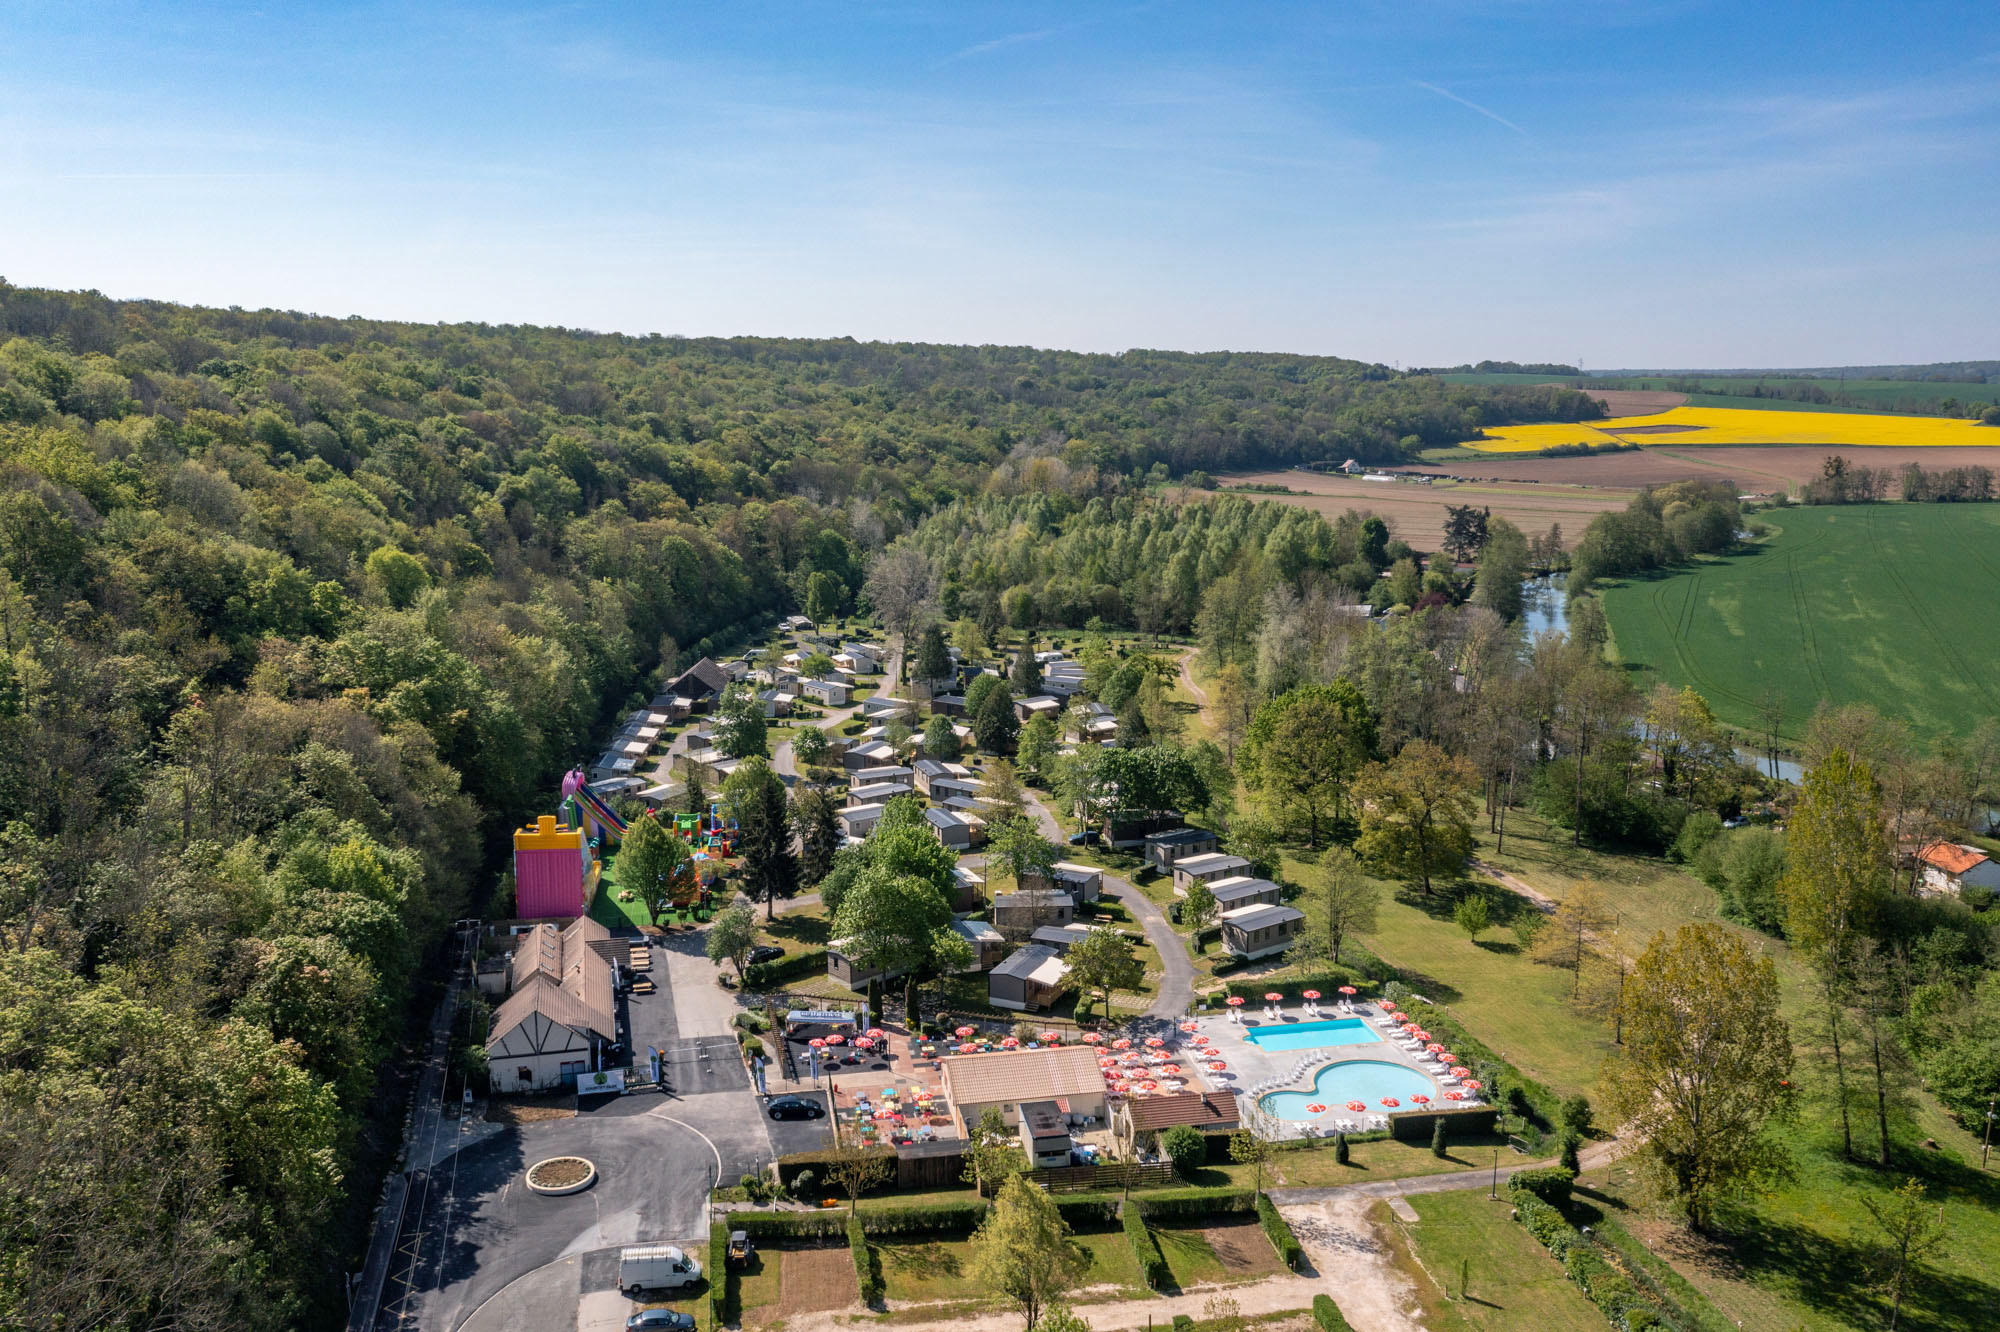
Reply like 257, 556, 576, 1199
1215, 965, 1371, 995
773, 1146, 895, 1191
727, 1198, 992, 1238
847, 1211, 882, 1305
710, 1222, 733, 1325
1312, 1294, 1355, 1332
1123, 1206, 1169, 1290
1510, 1186, 1665, 1332
1131, 1186, 1256, 1218
1254, 1193, 1303, 1271
849, 1200, 990, 1235
1053, 1194, 1120, 1227
745, 948, 830, 988
1509, 1166, 1576, 1208
730, 1210, 849, 1239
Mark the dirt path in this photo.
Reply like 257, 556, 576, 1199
1176, 648, 1209, 706
1471, 858, 1633, 964
778, 1270, 1331, 1332
1283, 1191, 1427, 1332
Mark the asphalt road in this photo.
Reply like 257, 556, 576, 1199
1019, 791, 1194, 1022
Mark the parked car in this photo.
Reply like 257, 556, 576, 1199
745, 944, 785, 965
1067, 829, 1102, 846
766, 1095, 825, 1121
626, 1311, 697, 1331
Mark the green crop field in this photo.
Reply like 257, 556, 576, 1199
1599, 504, 2000, 740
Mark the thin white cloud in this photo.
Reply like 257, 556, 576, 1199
937, 26, 1067, 67
1414, 80, 1528, 138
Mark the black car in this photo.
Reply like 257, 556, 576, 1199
766, 1096, 825, 1121
627, 1311, 697, 1332
1067, 829, 1102, 846
745, 944, 785, 965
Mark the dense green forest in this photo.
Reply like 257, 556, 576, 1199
0, 281, 1607, 1328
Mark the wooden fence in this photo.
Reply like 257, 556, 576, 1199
1024, 1161, 1176, 1193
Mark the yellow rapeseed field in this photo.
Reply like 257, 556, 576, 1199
1474, 407, 1992, 453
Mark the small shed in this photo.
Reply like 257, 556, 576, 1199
987, 945, 1071, 1012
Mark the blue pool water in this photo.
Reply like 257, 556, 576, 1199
1259, 1061, 1439, 1122
1243, 1018, 1382, 1053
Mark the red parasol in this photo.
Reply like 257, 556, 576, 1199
1137, 1080, 1158, 1091
1305, 1103, 1328, 1114
1263, 992, 1285, 1002
1082, 1031, 1103, 1044
1380, 1000, 1398, 1011
957, 1042, 978, 1053
1225, 996, 1246, 1007
1338, 985, 1358, 995
1425, 1042, 1445, 1054
1040, 1030, 1062, 1043
956, 1025, 976, 1038
1112, 1038, 1132, 1049
1144, 1036, 1166, 1048
1345, 1100, 1367, 1112
1191, 1034, 1211, 1046
866, 1028, 886, 1040
1445, 1090, 1465, 1101
1159, 1064, 1182, 1076
854, 1037, 875, 1050
809, 1038, 826, 1048
1099, 1057, 1119, 1068
1207, 1061, 1228, 1072
1302, 990, 1321, 1000
1409, 1093, 1430, 1105
1000, 1037, 1020, 1048
1461, 1079, 1482, 1091
1380, 1097, 1401, 1108
825, 1033, 846, 1046
1179, 1021, 1200, 1033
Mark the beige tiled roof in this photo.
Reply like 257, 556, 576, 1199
940, 1045, 1107, 1107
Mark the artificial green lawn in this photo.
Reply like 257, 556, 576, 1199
1396, 1189, 1606, 1332
1600, 504, 2000, 740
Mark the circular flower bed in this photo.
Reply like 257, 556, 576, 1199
525, 1155, 597, 1196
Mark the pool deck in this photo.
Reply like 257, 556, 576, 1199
1186, 1003, 1475, 1139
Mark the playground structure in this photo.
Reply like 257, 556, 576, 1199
512, 814, 595, 920
671, 803, 739, 858
562, 768, 627, 847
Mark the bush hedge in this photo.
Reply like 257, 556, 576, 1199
710, 1222, 733, 1324
850, 1200, 991, 1235
1131, 1186, 1256, 1218
1254, 1193, 1302, 1270
1123, 1206, 1169, 1289
1510, 1190, 1667, 1332
1508, 1166, 1576, 1208
1397, 995, 1560, 1135
731, 1210, 848, 1239
1312, 1294, 1355, 1332
1217, 966, 1371, 1000
1053, 1194, 1120, 1227
847, 1211, 882, 1304
745, 948, 830, 988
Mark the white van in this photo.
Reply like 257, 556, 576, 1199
618, 1244, 703, 1295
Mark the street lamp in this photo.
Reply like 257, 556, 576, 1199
1982, 1097, 1996, 1171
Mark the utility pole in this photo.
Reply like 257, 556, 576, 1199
1613, 914, 1625, 1046
1490, 1148, 1499, 1200
1982, 1098, 1996, 1170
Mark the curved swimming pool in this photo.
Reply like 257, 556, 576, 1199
1258, 1060, 1438, 1121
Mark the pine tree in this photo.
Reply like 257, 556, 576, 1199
797, 787, 842, 887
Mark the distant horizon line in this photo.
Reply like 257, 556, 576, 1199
5, 277, 1993, 379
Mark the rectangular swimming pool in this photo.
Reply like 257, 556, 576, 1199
1243, 1018, 1382, 1053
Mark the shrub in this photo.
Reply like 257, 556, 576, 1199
1160, 1125, 1207, 1178
740, 1034, 764, 1059
733, 1011, 770, 1033
1131, 1186, 1256, 1218
1172, 1317, 1193, 1332
1430, 1116, 1447, 1158
1510, 1191, 1575, 1260
743, 948, 829, 988
1508, 1166, 1576, 1208
847, 1210, 882, 1304
1333, 1132, 1349, 1165
848, 1200, 991, 1234
1312, 1294, 1354, 1332
1560, 1093, 1594, 1138
1053, 1194, 1119, 1227
1559, 1130, 1582, 1174
1124, 1206, 1169, 1289
1254, 1193, 1302, 1271
731, 1210, 847, 1239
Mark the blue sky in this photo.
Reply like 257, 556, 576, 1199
2, 1, 1996, 366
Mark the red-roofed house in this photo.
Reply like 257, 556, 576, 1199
1917, 842, 2000, 898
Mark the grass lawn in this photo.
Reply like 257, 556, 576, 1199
1189, 1133, 1512, 1190
759, 897, 832, 949
587, 853, 654, 931
1599, 504, 2000, 740
1069, 1228, 1151, 1301
873, 1234, 989, 1304
1394, 1189, 1606, 1332
1292, 850, 1614, 1096
1580, 1110, 2000, 1332
732, 1247, 783, 1327
1151, 1218, 1287, 1291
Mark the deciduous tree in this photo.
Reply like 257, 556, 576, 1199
705, 901, 757, 981
1531, 880, 1611, 997
620, 813, 698, 926
1297, 845, 1376, 965
1601, 924, 1794, 1232
1064, 927, 1145, 1018
968, 1173, 1088, 1330
1354, 740, 1477, 896
1240, 682, 1376, 847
